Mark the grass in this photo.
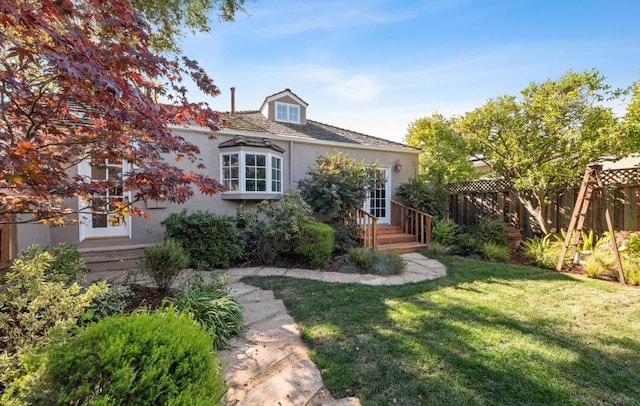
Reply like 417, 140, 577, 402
243, 255, 640, 405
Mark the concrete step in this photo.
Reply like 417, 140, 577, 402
81, 244, 147, 273
377, 242, 427, 254
377, 233, 416, 245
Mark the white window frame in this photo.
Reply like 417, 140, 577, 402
78, 157, 132, 241
275, 102, 300, 124
220, 151, 283, 194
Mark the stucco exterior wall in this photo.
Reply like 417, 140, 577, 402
14, 127, 419, 253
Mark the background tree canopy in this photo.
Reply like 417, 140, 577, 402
408, 69, 637, 234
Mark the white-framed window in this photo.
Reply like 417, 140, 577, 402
221, 152, 283, 194
275, 102, 300, 124
78, 157, 132, 240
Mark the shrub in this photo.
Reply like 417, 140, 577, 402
35, 311, 226, 405
16, 243, 88, 284
431, 218, 458, 245
453, 232, 483, 256
141, 238, 190, 292
345, 248, 405, 276
237, 189, 316, 266
395, 176, 447, 217
163, 211, 244, 270
475, 217, 509, 246
294, 221, 335, 268
88, 283, 133, 321
481, 242, 510, 263
0, 249, 107, 403
172, 281, 243, 350
522, 234, 564, 269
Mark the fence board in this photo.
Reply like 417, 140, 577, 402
448, 169, 640, 237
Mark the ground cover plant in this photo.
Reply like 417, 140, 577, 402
243, 256, 640, 405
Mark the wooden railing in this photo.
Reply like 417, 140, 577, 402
354, 208, 378, 249
390, 200, 432, 245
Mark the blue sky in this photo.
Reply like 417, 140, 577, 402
181, 0, 640, 143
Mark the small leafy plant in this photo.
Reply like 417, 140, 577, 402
522, 233, 564, 269
431, 218, 458, 245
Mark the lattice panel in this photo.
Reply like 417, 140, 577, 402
449, 178, 512, 193
450, 169, 640, 193
600, 168, 640, 187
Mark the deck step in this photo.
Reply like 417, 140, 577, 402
377, 242, 427, 254
376, 225, 402, 235
377, 233, 417, 245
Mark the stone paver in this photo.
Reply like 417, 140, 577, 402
218, 252, 446, 406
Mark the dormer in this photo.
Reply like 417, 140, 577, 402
259, 89, 308, 125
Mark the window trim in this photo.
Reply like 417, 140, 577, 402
220, 151, 283, 195
275, 102, 300, 124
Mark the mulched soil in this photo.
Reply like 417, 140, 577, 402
125, 285, 178, 313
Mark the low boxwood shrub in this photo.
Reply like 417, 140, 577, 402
141, 238, 190, 293
36, 311, 226, 405
294, 221, 334, 268
172, 280, 243, 350
163, 211, 244, 271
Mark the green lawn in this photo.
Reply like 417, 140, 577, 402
243, 256, 640, 405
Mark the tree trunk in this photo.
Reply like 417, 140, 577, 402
517, 191, 549, 235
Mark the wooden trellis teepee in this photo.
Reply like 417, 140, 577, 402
555, 164, 626, 284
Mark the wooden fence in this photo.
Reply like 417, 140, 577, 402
0, 223, 13, 270
448, 168, 640, 237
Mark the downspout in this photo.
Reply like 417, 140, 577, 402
288, 140, 294, 188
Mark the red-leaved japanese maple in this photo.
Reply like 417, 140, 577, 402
0, 0, 226, 225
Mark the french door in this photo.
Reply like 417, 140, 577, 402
363, 167, 390, 224
78, 157, 131, 240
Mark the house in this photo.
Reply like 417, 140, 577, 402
5, 89, 423, 271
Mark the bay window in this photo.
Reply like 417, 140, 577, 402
221, 152, 283, 194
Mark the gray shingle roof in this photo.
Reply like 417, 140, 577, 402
218, 111, 411, 150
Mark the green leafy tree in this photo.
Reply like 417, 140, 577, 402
405, 113, 477, 183
624, 80, 640, 149
132, 0, 250, 52
458, 69, 629, 234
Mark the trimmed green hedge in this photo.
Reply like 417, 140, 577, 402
294, 221, 335, 268
163, 210, 244, 270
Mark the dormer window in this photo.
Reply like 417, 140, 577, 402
276, 102, 300, 124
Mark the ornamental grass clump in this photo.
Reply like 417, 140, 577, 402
171, 280, 243, 350
141, 238, 189, 293
344, 248, 404, 276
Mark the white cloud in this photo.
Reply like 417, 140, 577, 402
297, 67, 382, 102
